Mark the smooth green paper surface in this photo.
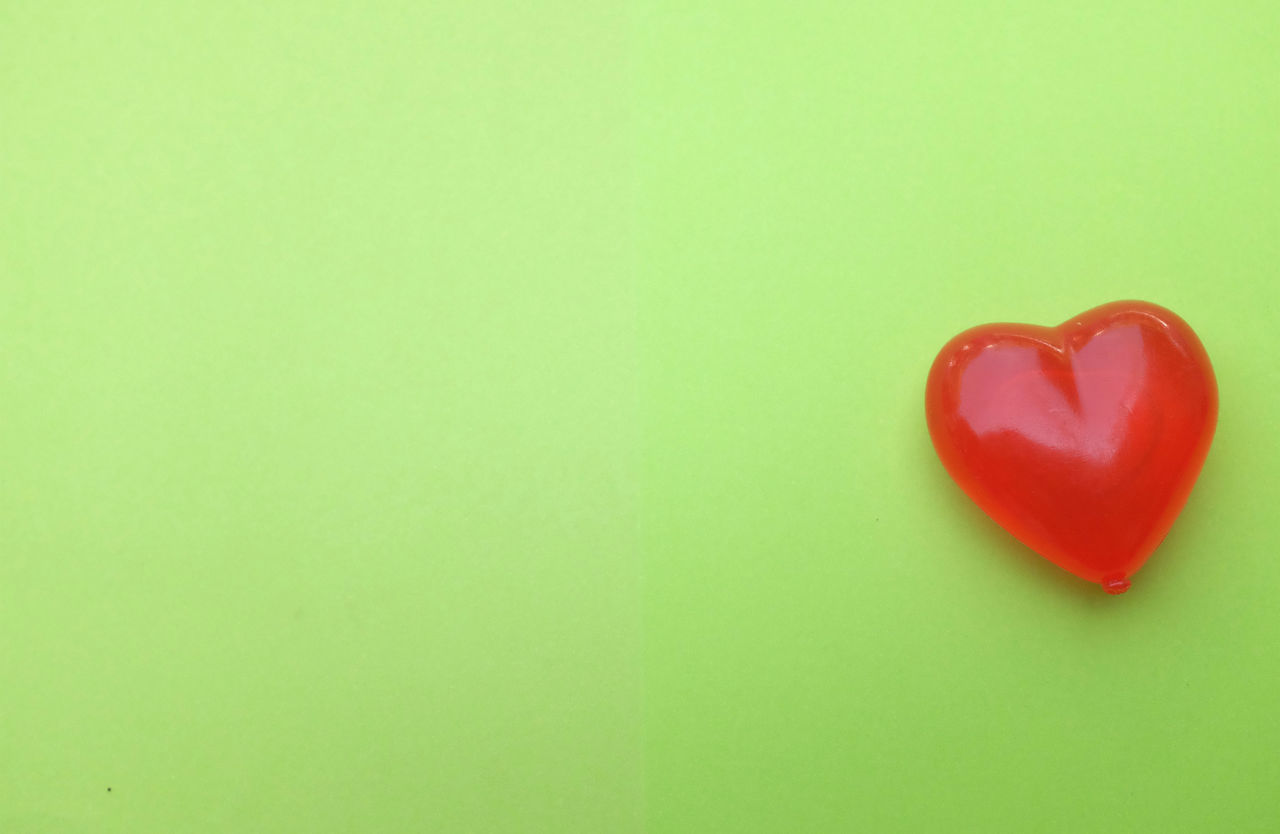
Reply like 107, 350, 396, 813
4, 2, 1279, 832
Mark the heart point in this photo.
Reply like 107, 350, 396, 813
1102, 576, 1132, 595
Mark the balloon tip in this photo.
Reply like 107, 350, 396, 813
1102, 577, 1131, 595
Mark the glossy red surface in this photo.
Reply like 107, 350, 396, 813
926, 301, 1218, 593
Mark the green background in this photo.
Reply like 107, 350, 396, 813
3, 2, 1278, 831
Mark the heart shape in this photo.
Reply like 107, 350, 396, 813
925, 300, 1218, 594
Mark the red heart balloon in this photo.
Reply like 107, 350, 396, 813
926, 300, 1218, 594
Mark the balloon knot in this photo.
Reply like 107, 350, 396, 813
1102, 576, 1131, 595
